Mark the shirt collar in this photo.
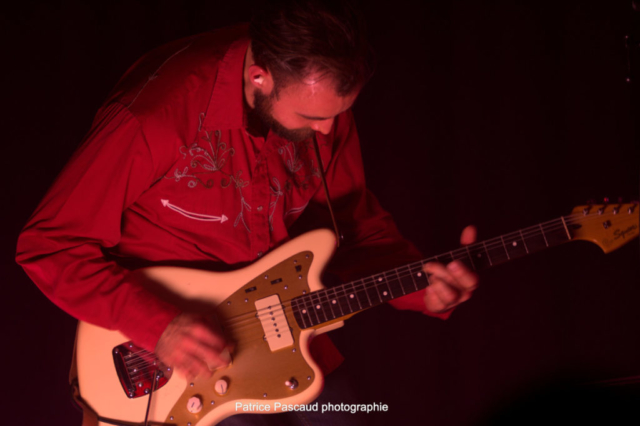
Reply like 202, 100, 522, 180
203, 33, 250, 130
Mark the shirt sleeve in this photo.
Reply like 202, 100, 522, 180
16, 102, 181, 351
305, 110, 451, 319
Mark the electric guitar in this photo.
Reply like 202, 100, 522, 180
75, 202, 639, 425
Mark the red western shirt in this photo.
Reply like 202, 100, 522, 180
16, 25, 446, 374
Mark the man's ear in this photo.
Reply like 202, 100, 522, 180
247, 64, 274, 95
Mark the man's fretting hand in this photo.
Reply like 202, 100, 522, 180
155, 312, 231, 380
423, 225, 479, 313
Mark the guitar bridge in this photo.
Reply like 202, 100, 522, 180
112, 342, 172, 398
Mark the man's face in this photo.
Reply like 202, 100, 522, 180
251, 75, 359, 142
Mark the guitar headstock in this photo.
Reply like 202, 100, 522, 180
570, 202, 639, 253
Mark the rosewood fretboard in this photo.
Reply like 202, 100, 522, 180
292, 216, 576, 329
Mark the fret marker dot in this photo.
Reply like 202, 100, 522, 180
349, 294, 354, 299
417, 272, 422, 277
383, 291, 388, 296
332, 300, 337, 304
378, 277, 383, 282
302, 309, 307, 314
512, 241, 517, 247
477, 253, 482, 258
316, 305, 321, 309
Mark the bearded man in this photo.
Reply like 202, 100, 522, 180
16, 1, 478, 424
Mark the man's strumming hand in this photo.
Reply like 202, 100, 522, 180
422, 225, 479, 313
155, 312, 231, 380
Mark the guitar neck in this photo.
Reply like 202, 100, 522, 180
292, 215, 578, 329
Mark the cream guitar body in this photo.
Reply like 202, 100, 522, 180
76, 229, 344, 426
75, 202, 639, 425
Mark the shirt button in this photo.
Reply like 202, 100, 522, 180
257, 251, 263, 257
257, 206, 263, 211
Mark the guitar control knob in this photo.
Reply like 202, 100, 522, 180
285, 378, 299, 389
215, 379, 229, 395
187, 396, 203, 413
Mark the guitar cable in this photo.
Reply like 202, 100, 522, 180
143, 368, 159, 426
312, 133, 342, 248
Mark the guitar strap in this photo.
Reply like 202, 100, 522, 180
312, 133, 342, 248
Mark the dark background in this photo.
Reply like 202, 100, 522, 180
3, 1, 639, 425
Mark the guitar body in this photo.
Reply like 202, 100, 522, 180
76, 229, 343, 426
74, 201, 639, 425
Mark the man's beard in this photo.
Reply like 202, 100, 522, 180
252, 89, 315, 143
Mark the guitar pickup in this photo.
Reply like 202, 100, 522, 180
255, 295, 294, 351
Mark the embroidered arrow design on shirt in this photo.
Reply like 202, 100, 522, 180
161, 199, 228, 223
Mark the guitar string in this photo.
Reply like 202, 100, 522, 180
127, 208, 639, 366
217, 209, 635, 330
233, 211, 637, 340
124, 208, 637, 363
125, 208, 637, 358
121, 208, 637, 372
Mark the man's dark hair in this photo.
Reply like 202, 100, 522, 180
249, 0, 375, 96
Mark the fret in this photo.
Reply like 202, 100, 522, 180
389, 270, 406, 296
481, 241, 493, 266
519, 225, 549, 253
383, 272, 404, 300
414, 269, 428, 289
308, 292, 323, 325
461, 247, 476, 271
364, 279, 382, 307
371, 276, 384, 303
500, 236, 510, 260
340, 285, 354, 314
434, 252, 454, 264
331, 286, 345, 317
345, 282, 360, 312
311, 291, 329, 323
318, 289, 335, 321
396, 264, 420, 292
435, 250, 475, 272
560, 216, 572, 240
501, 231, 528, 259
292, 297, 308, 329
392, 270, 406, 296
299, 295, 315, 327
292, 213, 579, 330
539, 224, 549, 247
353, 281, 366, 310
377, 278, 393, 301
485, 237, 509, 265
361, 279, 374, 307
518, 230, 530, 253
467, 243, 491, 270
543, 220, 572, 246
325, 288, 337, 319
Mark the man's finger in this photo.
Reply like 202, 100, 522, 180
460, 225, 477, 246
447, 260, 478, 291
180, 352, 212, 380
190, 320, 228, 351
425, 281, 460, 312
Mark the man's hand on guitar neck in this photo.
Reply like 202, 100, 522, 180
423, 225, 479, 314
155, 312, 232, 380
